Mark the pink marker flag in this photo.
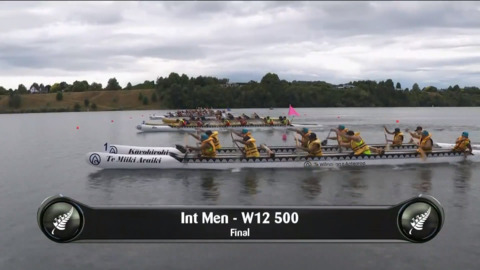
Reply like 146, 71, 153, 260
288, 104, 300, 116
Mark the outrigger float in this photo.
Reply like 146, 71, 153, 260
136, 123, 322, 132
86, 143, 479, 170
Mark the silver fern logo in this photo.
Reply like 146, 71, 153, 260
409, 207, 431, 235
52, 207, 74, 235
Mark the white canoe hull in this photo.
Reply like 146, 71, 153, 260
149, 114, 165, 120
136, 123, 322, 132
86, 150, 480, 170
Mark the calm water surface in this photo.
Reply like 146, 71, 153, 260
1, 107, 480, 270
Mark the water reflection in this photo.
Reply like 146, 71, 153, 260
200, 174, 220, 201
341, 169, 367, 200
301, 174, 322, 200
452, 162, 473, 208
412, 167, 432, 193
242, 170, 259, 195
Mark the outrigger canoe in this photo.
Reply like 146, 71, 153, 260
136, 123, 322, 132
87, 148, 479, 170
103, 143, 446, 156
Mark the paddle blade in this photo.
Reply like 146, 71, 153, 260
175, 144, 187, 154
321, 139, 328, 146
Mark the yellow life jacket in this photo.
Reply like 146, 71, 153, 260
210, 131, 221, 150
453, 136, 470, 152
339, 128, 350, 143
307, 139, 323, 156
350, 132, 371, 155
393, 132, 404, 145
418, 134, 433, 152
301, 131, 311, 148
244, 137, 260, 158
201, 138, 216, 157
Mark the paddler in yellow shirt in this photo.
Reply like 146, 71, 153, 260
186, 134, 216, 158
452, 131, 473, 154
189, 130, 222, 150
289, 127, 311, 147
329, 125, 351, 150
297, 133, 323, 157
384, 126, 404, 146
337, 130, 385, 155
233, 129, 260, 158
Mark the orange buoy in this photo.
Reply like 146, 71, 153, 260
76, 126, 79, 130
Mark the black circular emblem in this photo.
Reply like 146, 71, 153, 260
397, 197, 443, 243
109, 146, 118, 154
304, 161, 312, 167
38, 198, 84, 243
89, 153, 101, 165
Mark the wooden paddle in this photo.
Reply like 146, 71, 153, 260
384, 132, 391, 151
418, 147, 427, 161
260, 144, 275, 158
231, 131, 245, 156
321, 130, 332, 146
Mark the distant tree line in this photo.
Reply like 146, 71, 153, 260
2, 73, 480, 108
154, 72, 480, 108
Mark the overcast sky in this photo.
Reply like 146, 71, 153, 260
1, 1, 480, 90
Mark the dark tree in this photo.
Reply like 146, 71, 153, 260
105, 78, 121, 90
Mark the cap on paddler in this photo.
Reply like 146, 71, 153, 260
309, 132, 317, 139
422, 130, 429, 136
242, 128, 249, 134
205, 130, 212, 136
302, 127, 309, 133
346, 130, 354, 136
462, 131, 469, 138
415, 126, 423, 131
338, 125, 345, 130
395, 128, 400, 133
201, 134, 209, 141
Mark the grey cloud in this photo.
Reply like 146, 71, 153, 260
1, 1, 480, 89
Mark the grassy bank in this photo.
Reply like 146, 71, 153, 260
0, 89, 163, 113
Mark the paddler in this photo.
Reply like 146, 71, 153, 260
206, 130, 221, 150
452, 131, 472, 154
384, 126, 404, 146
186, 134, 216, 158
223, 118, 231, 127
336, 130, 385, 155
189, 130, 222, 150
329, 125, 351, 150
280, 116, 290, 125
233, 133, 260, 158
239, 117, 248, 126
232, 128, 251, 139
297, 132, 323, 157
177, 118, 187, 127
290, 127, 311, 147
406, 126, 423, 143
417, 130, 433, 153
264, 116, 274, 126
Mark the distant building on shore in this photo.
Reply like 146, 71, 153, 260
29, 84, 50, 94
335, 84, 355, 89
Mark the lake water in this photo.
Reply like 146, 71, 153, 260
1, 107, 480, 270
